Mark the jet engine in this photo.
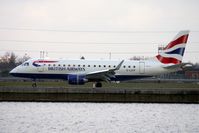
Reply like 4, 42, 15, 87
67, 74, 87, 85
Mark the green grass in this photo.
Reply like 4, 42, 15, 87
0, 81, 66, 87
0, 81, 199, 89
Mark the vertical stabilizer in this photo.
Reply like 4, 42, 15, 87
156, 30, 189, 64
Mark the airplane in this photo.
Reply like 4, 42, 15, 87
10, 30, 190, 87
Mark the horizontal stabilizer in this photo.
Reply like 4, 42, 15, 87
163, 63, 193, 70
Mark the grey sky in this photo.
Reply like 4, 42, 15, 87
0, 0, 198, 62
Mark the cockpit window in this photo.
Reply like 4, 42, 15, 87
22, 62, 29, 66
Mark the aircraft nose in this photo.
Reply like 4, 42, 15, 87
9, 68, 18, 76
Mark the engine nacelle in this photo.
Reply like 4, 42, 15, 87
68, 74, 87, 85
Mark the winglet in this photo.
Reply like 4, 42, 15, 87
115, 60, 124, 70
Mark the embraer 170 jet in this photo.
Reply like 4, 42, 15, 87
10, 30, 190, 87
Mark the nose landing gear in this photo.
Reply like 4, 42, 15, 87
93, 82, 102, 88
32, 79, 37, 88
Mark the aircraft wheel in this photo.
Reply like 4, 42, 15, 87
32, 82, 37, 88
96, 82, 102, 88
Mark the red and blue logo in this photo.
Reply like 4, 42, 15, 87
156, 31, 189, 64
32, 60, 58, 67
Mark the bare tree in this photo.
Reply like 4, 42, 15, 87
0, 52, 17, 69
16, 53, 31, 65
0, 52, 18, 76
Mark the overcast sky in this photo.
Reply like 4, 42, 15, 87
0, 0, 199, 62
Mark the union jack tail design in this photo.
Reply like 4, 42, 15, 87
156, 30, 189, 64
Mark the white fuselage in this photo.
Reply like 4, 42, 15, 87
10, 58, 175, 81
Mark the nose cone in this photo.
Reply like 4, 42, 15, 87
9, 68, 17, 76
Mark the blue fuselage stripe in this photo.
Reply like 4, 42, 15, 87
10, 73, 151, 81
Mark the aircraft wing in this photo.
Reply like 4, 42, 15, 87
163, 63, 193, 70
86, 60, 124, 82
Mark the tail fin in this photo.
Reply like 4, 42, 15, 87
156, 30, 189, 64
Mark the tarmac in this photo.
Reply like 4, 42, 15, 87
0, 87, 199, 103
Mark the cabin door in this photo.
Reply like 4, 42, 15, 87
139, 62, 145, 74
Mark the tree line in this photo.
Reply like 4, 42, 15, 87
0, 52, 30, 77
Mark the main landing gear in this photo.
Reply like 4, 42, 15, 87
93, 82, 102, 88
32, 79, 37, 88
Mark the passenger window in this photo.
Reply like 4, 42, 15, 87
113, 65, 116, 68
128, 66, 131, 68
48, 64, 51, 66
94, 65, 96, 67
78, 65, 81, 67
104, 65, 106, 67
99, 65, 101, 67
63, 64, 66, 67
83, 65, 85, 67
88, 65, 90, 67
58, 64, 61, 66
123, 66, 126, 68
53, 64, 56, 67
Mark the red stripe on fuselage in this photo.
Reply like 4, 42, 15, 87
164, 34, 188, 50
34, 60, 58, 63
156, 55, 181, 64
